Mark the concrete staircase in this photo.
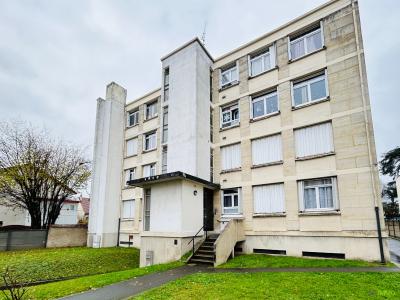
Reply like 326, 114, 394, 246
188, 234, 219, 265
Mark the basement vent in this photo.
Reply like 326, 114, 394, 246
302, 251, 345, 259
253, 249, 287, 255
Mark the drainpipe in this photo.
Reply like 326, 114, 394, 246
117, 218, 121, 247
351, 0, 385, 263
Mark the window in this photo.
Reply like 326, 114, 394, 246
127, 110, 139, 127
143, 163, 156, 177
252, 134, 282, 166
162, 107, 168, 144
222, 188, 241, 214
298, 177, 338, 211
289, 24, 324, 60
144, 189, 151, 230
220, 64, 238, 88
253, 183, 285, 214
162, 147, 167, 174
69, 205, 75, 211
145, 101, 157, 119
221, 102, 239, 128
143, 132, 156, 151
221, 143, 241, 171
126, 138, 138, 157
249, 45, 276, 77
294, 122, 334, 158
164, 68, 169, 102
122, 200, 135, 219
125, 168, 136, 184
251, 91, 278, 119
292, 71, 328, 107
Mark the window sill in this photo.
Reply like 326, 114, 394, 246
299, 210, 340, 217
219, 81, 239, 92
125, 154, 138, 159
220, 214, 244, 220
220, 123, 240, 131
121, 218, 134, 221
288, 46, 326, 64
250, 111, 280, 123
295, 152, 335, 161
220, 168, 241, 174
292, 96, 330, 111
253, 213, 286, 218
251, 161, 283, 169
142, 148, 157, 154
126, 124, 139, 129
144, 115, 158, 122
248, 66, 279, 80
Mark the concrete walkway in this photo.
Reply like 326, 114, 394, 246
61, 264, 399, 300
389, 238, 400, 265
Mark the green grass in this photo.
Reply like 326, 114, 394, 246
0, 247, 139, 284
133, 272, 400, 299
218, 254, 392, 268
21, 261, 183, 300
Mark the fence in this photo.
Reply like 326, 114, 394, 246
386, 219, 400, 239
0, 229, 47, 251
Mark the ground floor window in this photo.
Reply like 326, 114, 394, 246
253, 183, 285, 214
122, 200, 135, 219
298, 177, 338, 211
222, 188, 241, 215
144, 189, 151, 231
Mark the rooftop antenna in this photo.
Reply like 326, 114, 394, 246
201, 21, 207, 46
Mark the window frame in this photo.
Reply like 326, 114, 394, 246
126, 137, 138, 157
291, 70, 329, 108
288, 22, 325, 61
127, 109, 139, 127
250, 90, 279, 120
220, 143, 241, 171
298, 177, 339, 212
248, 44, 276, 77
220, 102, 240, 129
143, 131, 157, 152
221, 188, 242, 215
122, 199, 135, 220
220, 63, 239, 89
125, 168, 136, 185
143, 163, 156, 177
251, 133, 283, 166
252, 183, 285, 214
145, 100, 158, 120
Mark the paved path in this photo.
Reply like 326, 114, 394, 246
389, 238, 400, 264
61, 264, 399, 300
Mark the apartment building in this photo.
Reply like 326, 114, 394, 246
88, 0, 389, 267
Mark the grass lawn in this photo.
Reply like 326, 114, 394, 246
133, 272, 400, 299
0, 247, 139, 284
218, 254, 391, 268
21, 261, 183, 300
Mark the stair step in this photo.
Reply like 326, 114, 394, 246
203, 241, 215, 246
196, 249, 215, 255
199, 246, 214, 251
189, 258, 214, 265
193, 253, 214, 259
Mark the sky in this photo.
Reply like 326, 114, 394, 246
0, 0, 399, 182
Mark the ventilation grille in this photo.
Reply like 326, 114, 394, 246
302, 251, 345, 259
253, 249, 287, 255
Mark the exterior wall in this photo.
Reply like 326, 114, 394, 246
56, 203, 79, 225
0, 205, 29, 227
47, 225, 87, 248
88, 82, 126, 248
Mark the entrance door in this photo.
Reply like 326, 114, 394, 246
203, 188, 214, 231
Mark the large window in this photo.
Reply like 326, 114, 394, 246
222, 188, 241, 215
144, 189, 151, 231
252, 134, 282, 166
122, 200, 135, 219
143, 132, 156, 151
249, 45, 275, 77
220, 64, 238, 88
221, 143, 241, 171
163, 67, 169, 102
289, 24, 324, 60
253, 183, 285, 214
251, 91, 278, 119
127, 110, 139, 127
143, 163, 156, 177
162, 146, 167, 174
298, 177, 338, 211
126, 138, 138, 157
125, 168, 136, 185
292, 71, 328, 107
162, 107, 168, 144
221, 102, 239, 128
294, 122, 334, 158
145, 101, 158, 120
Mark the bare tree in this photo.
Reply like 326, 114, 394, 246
1, 267, 29, 300
0, 121, 90, 229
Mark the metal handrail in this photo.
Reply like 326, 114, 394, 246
187, 226, 207, 255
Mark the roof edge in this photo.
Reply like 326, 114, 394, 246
161, 37, 214, 62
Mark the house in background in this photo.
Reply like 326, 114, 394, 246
88, 0, 389, 267
77, 197, 90, 223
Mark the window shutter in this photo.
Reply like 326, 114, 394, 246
294, 122, 333, 158
126, 138, 138, 156
253, 184, 285, 214
332, 177, 339, 210
125, 170, 130, 184
287, 37, 292, 60
298, 181, 305, 212
252, 135, 282, 165
270, 43, 276, 68
320, 20, 325, 47
221, 144, 241, 170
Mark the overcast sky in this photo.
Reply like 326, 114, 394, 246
0, 0, 399, 179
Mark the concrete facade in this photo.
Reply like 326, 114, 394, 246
89, 0, 389, 264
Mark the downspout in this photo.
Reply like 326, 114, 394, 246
351, 0, 385, 263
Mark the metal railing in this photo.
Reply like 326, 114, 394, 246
188, 226, 207, 255
386, 219, 400, 239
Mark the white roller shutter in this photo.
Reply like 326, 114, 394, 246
253, 183, 285, 214
221, 144, 241, 171
122, 200, 135, 219
252, 134, 282, 166
294, 122, 333, 158
126, 138, 138, 156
